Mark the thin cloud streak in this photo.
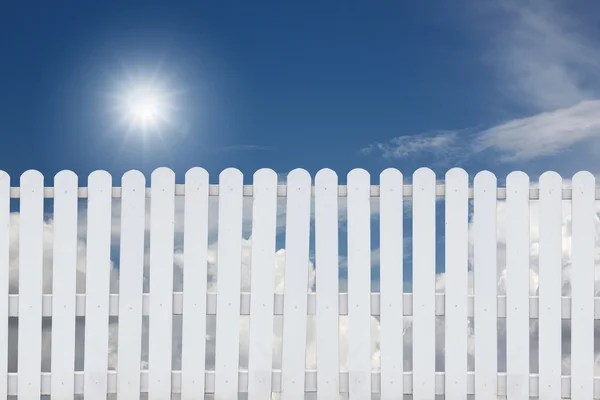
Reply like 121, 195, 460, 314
222, 144, 275, 152
363, 99, 600, 164
489, 0, 600, 112
363, 1, 600, 165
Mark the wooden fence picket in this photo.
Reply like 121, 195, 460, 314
473, 171, 498, 398
18, 170, 44, 398
346, 168, 372, 398
570, 171, 595, 400
0, 171, 7, 400
84, 170, 113, 400
116, 170, 146, 399
214, 168, 244, 400
148, 168, 176, 400
412, 167, 436, 400
444, 168, 468, 399
506, 171, 530, 399
538, 171, 562, 400
4, 167, 599, 398
280, 169, 312, 400
315, 168, 340, 400
51, 170, 79, 398
180, 167, 210, 400
379, 168, 404, 400
247, 168, 278, 399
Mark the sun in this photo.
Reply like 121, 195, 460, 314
122, 84, 167, 126
110, 71, 179, 135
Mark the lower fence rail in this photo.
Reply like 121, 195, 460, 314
5, 371, 598, 397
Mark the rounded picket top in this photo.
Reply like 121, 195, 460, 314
286, 168, 311, 189
413, 166, 435, 181
316, 168, 336, 176
348, 168, 370, 181
184, 167, 209, 191
474, 170, 497, 186
54, 170, 78, 194
445, 167, 468, 182
539, 171, 562, 188
253, 168, 277, 186
219, 167, 243, 186
572, 170, 595, 193
88, 170, 112, 188
151, 167, 175, 182
380, 168, 403, 190
506, 170, 529, 187
21, 169, 44, 186
54, 169, 77, 183
121, 170, 146, 192
315, 168, 338, 190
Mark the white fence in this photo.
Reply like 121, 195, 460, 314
0, 167, 598, 399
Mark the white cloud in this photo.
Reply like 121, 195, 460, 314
365, 100, 600, 164
489, 0, 600, 112
472, 100, 600, 162
361, 131, 460, 161
363, 1, 600, 164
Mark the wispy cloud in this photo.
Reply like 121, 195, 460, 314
490, 0, 600, 112
364, 1, 600, 165
361, 130, 465, 164
365, 101, 600, 164
473, 100, 600, 162
222, 144, 274, 151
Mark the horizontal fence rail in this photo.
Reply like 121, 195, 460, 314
5, 370, 600, 397
4, 371, 600, 397
0, 167, 599, 399
5, 292, 600, 319
7, 185, 600, 199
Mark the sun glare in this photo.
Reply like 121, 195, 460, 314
111, 72, 178, 135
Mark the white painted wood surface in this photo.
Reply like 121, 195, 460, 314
50, 170, 79, 399
379, 168, 404, 400
412, 167, 436, 400
0, 171, 9, 400
570, 171, 595, 400
3, 168, 600, 398
280, 169, 312, 400
247, 169, 278, 400
444, 167, 468, 399
148, 168, 176, 400
473, 171, 498, 399
116, 170, 146, 400
314, 168, 340, 400
538, 171, 562, 400
213, 168, 244, 400
83, 170, 113, 400
18, 170, 45, 398
180, 167, 209, 400
346, 169, 372, 398
506, 171, 530, 400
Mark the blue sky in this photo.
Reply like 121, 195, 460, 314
4, 1, 600, 182
3, 0, 600, 290
3, 0, 600, 382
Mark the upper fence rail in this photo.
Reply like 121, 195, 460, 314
1, 167, 598, 199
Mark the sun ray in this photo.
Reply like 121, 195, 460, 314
107, 67, 181, 137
